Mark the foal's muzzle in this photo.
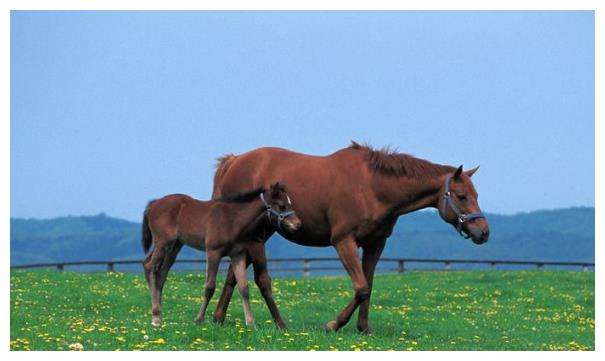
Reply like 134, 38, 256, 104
283, 217, 302, 233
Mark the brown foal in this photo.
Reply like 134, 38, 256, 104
211, 142, 489, 332
141, 182, 300, 328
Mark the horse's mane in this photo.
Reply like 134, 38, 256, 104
348, 141, 454, 180
217, 186, 265, 203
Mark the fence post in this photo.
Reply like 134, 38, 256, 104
398, 260, 405, 273
582, 265, 589, 272
107, 262, 115, 273
537, 263, 544, 270
56, 264, 64, 271
303, 259, 311, 277
444, 261, 451, 271
490, 262, 497, 270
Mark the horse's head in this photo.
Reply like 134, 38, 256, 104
262, 182, 302, 234
437, 165, 489, 245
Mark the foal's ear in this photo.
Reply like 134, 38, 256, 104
453, 165, 464, 179
465, 165, 480, 178
270, 182, 284, 196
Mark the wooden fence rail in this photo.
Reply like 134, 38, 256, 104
10, 257, 595, 275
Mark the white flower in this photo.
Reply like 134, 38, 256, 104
68, 342, 84, 351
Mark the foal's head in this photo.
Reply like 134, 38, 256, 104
437, 166, 490, 245
262, 182, 302, 234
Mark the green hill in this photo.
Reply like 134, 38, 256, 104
10, 207, 594, 266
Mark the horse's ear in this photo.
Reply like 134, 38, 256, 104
270, 182, 283, 196
453, 165, 464, 179
465, 165, 480, 178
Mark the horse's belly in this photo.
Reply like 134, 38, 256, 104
178, 233, 206, 251
278, 228, 332, 247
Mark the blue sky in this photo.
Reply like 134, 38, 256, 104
11, 11, 594, 221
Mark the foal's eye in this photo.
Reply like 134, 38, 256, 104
457, 194, 467, 201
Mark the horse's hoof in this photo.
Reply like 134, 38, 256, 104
194, 317, 204, 325
212, 313, 225, 325
357, 325, 373, 335
151, 317, 162, 328
276, 322, 288, 330
324, 320, 338, 332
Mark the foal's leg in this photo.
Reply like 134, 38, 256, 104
325, 235, 370, 332
195, 250, 221, 324
157, 241, 183, 304
232, 253, 255, 326
248, 242, 287, 329
213, 255, 252, 324
143, 240, 167, 327
356, 237, 386, 333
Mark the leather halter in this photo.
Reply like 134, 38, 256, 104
260, 192, 296, 229
438, 174, 485, 239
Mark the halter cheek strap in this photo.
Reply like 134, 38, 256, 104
260, 193, 295, 229
438, 175, 485, 239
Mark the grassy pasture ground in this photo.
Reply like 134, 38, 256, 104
10, 270, 594, 351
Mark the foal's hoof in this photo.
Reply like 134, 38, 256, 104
194, 316, 204, 325
276, 322, 288, 330
212, 313, 226, 325
151, 317, 162, 328
324, 320, 339, 332
357, 325, 373, 335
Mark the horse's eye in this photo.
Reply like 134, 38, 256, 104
458, 194, 467, 201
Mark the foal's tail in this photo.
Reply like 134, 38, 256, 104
141, 200, 156, 254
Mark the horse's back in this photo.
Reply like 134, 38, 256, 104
212, 146, 372, 245
147, 194, 211, 246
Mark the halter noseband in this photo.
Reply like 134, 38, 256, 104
260, 192, 296, 229
438, 174, 485, 239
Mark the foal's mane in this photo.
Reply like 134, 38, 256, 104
217, 187, 265, 203
348, 141, 453, 180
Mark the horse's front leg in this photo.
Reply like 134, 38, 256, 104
213, 259, 247, 324
232, 253, 255, 326
248, 241, 287, 329
195, 250, 221, 324
325, 235, 370, 332
214, 234, 267, 324
356, 237, 386, 333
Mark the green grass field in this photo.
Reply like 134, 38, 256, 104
10, 269, 594, 351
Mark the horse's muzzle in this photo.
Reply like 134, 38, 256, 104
467, 223, 489, 244
283, 217, 302, 233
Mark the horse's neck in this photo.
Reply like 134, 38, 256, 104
224, 198, 267, 236
373, 172, 446, 216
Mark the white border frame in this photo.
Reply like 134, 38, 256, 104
2, 1, 600, 359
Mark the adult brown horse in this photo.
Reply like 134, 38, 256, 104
211, 141, 489, 333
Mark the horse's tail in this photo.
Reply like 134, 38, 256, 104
212, 153, 237, 199
141, 200, 156, 254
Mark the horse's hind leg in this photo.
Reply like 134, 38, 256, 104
249, 242, 286, 329
195, 250, 221, 324
156, 241, 183, 306
144, 240, 168, 327
325, 235, 370, 332
232, 253, 255, 326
